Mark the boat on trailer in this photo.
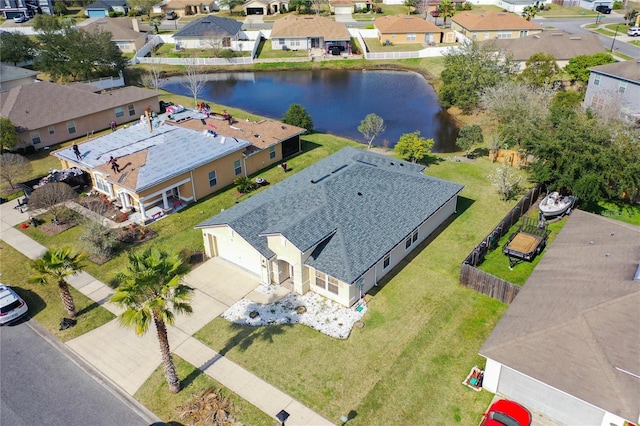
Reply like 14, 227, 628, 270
539, 192, 577, 218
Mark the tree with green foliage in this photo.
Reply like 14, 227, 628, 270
111, 248, 193, 393
395, 131, 433, 163
37, 26, 127, 82
437, 0, 456, 24
358, 113, 386, 149
624, 9, 638, 24
30, 248, 86, 318
219, 0, 246, 14
32, 13, 64, 32
0, 117, 19, 151
521, 5, 537, 20
0, 32, 36, 66
127, 0, 157, 17
440, 41, 517, 113
282, 104, 313, 133
480, 82, 554, 149
564, 53, 614, 85
520, 52, 561, 88
404, 0, 418, 14
53, 0, 68, 15
548, 90, 583, 126
488, 162, 523, 201
455, 124, 483, 157
149, 17, 162, 34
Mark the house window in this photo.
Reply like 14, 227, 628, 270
392, 33, 396, 38
383, 254, 390, 270
472, 32, 477, 39
95, 174, 111, 193
30, 131, 41, 144
278, 38, 284, 45
128, 104, 136, 116
114, 107, 124, 118
234, 160, 242, 176
412, 230, 418, 243
269, 146, 276, 159
405, 230, 419, 250
327, 276, 339, 295
618, 81, 627, 93
519, 30, 527, 37
497, 31, 512, 39
405, 236, 412, 249
48, 126, 55, 135
208, 170, 217, 187
594, 74, 601, 86
315, 270, 326, 289
291, 39, 300, 47
484, 31, 490, 39
67, 121, 76, 134
223, 37, 231, 47
407, 33, 416, 41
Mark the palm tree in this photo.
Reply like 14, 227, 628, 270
110, 248, 192, 393
30, 248, 86, 318
437, 0, 455, 26
522, 5, 537, 21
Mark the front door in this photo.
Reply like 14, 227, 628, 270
278, 260, 291, 283
311, 37, 320, 48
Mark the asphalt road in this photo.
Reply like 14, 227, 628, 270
0, 319, 154, 426
533, 15, 640, 58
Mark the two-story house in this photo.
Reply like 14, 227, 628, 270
583, 60, 640, 122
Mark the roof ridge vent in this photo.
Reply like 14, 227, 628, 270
310, 174, 331, 184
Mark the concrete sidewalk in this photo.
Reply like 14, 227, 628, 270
0, 201, 334, 425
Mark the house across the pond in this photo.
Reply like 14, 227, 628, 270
196, 147, 464, 307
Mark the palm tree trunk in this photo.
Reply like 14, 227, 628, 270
58, 280, 76, 318
154, 315, 180, 393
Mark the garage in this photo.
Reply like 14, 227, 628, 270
246, 7, 264, 14
86, 9, 108, 17
333, 5, 352, 15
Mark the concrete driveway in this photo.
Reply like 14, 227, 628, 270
65, 257, 261, 395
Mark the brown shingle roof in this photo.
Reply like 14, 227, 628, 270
0, 81, 158, 132
83, 17, 147, 40
590, 60, 640, 84
270, 15, 350, 41
487, 31, 605, 61
451, 11, 542, 31
374, 14, 441, 34
480, 210, 640, 422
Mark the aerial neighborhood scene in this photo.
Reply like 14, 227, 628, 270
1, 0, 640, 424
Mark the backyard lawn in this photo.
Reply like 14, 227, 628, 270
364, 38, 425, 52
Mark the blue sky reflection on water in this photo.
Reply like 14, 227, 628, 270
164, 69, 459, 152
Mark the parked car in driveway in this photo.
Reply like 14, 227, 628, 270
13, 14, 28, 23
0, 284, 28, 325
480, 399, 532, 426
595, 5, 611, 13
165, 11, 177, 20
628, 26, 640, 36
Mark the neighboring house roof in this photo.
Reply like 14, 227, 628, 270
330, 0, 356, 5
0, 81, 157, 132
55, 123, 251, 192
451, 11, 542, 31
166, 0, 213, 7
270, 15, 351, 41
173, 15, 242, 38
0, 63, 38, 84
196, 147, 464, 284
85, 0, 129, 10
487, 31, 605, 61
374, 14, 442, 34
589, 59, 640, 85
244, 0, 290, 6
479, 210, 640, 422
83, 18, 147, 40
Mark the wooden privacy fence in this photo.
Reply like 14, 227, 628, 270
459, 184, 544, 304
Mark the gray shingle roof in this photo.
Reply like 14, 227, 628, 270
589, 60, 640, 85
173, 15, 242, 38
480, 210, 640, 422
197, 147, 463, 284
85, 0, 128, 10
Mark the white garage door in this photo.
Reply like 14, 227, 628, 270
334, 6, 352, 15
497, 366, 604, 425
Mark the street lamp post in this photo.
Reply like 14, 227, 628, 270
276, 409, 290, 426
610, 25, 620, 52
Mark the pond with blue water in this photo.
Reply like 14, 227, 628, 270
164, 69, 459, 152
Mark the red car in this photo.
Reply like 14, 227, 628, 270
480, 399, 532, 426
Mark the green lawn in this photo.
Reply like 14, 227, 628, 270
193, 156, 517, 425
364, 38, 425, 52
254, 39, 310, 59
477, 215, 568, 286
0, 243, 115, 341
537, 5, 598, 16
135, 356, 273, 425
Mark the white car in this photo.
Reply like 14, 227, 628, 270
0, 284, 28, 325
13, 14, 27, 23
628, 27, 640, 37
